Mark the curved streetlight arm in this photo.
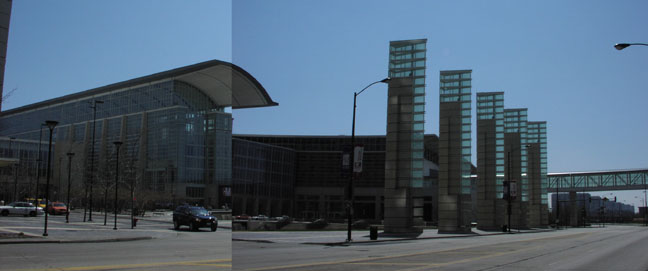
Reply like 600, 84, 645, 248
356, 78, 391, 96
614, 43, 648, 50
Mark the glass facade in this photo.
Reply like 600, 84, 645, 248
388, 39, 427, 188
504, 108, 528, 201
232, 138, 295, 217
440, 70, 472, 194
527, 121, 547, 204
0, 80, 231, 207
477, 92, 505, 198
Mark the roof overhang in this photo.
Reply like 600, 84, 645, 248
175, 60, 279, 109
0, 59, 277, 117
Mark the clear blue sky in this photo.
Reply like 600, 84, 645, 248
231, 0, 648, 209
4, 0, 231, 110
4, 1, 647, 209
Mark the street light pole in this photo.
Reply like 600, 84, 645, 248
347, 77, 390, 243
113, 141, 123, 230
644, 190, 647, 227
131, 167, 135, 229
505, 144, 530, 233
88, 100, 103, 222
43, 120, 58, 237
13, 163, 18, 203
65, 153, 74, 223
34, 125, 44, 215
506, 151, 512, 233
8, 136, 15, 202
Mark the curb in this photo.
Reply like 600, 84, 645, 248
137, 218, 232, 230
0, 236, 153, 245
232, 238, 275, 243
232, 228, 557, 246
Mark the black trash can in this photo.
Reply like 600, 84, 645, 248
369, 226, 378, 240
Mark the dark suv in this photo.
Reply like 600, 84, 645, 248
173, 205, 218, 231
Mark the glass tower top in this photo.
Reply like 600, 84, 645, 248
440, 70, 472, 194
527, 121, 548, 204
387, 39, 427, 188
504, 108, 528, 201
477, 92, 505, 198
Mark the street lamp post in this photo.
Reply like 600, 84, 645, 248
65, 153, 74, 223
33, 125, 44, 215
43, 120, 58, 236
644, 190, 647, 227
8, 136, 15, 202
13, 163, 18, 203
506, 151, 512, 233
130, 167, 135, 229
113, 141, 123, 230
347, 77, 390, 242
615, 42, 647, 224
88, 100, 103, 222
505, 144, 530, 233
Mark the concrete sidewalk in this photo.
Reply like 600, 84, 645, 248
0, 210, 229, 245
233, 227, 556, 246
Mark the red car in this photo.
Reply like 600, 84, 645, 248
47, 202, 68, 215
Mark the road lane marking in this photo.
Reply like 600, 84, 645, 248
246, 232, 592, 270
12, 259, 231, 271
393, 246, 540, 271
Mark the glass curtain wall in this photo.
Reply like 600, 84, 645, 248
477, 92, 505, 198
528, 121, 548, 204
440, 70, 472, 194
504, 109, 528, 201
388, 39, 426, 188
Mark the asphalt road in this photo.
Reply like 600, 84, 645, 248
233, 225, 648, 271
0, 212, 231, 271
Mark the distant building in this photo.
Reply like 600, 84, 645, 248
552, 193, 634, 225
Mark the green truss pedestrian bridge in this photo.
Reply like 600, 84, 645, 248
548, 168, 648, 192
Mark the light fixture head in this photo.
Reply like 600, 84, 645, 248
380, 77, 392, 83
45, 120, 59, 129
113, 141, 123, 146
95, 100, 104, 104
614, 43, 630, 50
66, 152, 75, 157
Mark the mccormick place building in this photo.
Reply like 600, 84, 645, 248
0, 60, 277, 208
232, 134, 441, 223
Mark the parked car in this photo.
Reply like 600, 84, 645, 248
234, 214, 250, 220
24, 198, 47, 208
252, 215, 269, 220
173, 205, 218, 232
0, 202, 44, 217
46, 202, 68, 215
